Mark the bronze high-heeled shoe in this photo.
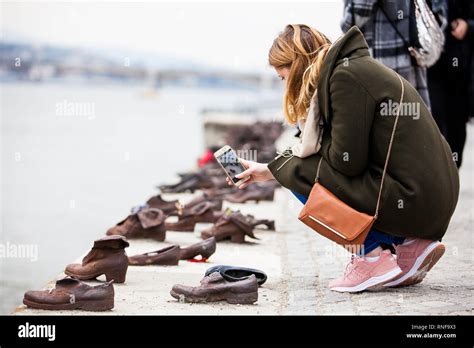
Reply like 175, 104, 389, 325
245, 214, 275, 230
128, 245, 181, 266
180, 237, 217, 260
201, 211, 258, 243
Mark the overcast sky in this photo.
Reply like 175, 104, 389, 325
1, 0, 344, 73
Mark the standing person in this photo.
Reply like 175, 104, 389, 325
228, 25, 459, 293
341, 0, 431, 108
428, 0, 474, 168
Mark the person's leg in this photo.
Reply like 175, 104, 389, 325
427, 61, 448, 137
384, 238, 446, 287
367, 230, 405, 249
359, 230, 383, 256
358, 229, 404, 256
291, 191, 308, 205
445, 72, 469, 168
290, 189, 402, 292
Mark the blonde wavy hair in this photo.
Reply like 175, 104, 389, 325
269, 24, 332, 125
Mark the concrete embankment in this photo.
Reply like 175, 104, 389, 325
14, 125, 474, 315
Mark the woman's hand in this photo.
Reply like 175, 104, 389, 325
451, 19, 468, 40
226, 159, 275, 189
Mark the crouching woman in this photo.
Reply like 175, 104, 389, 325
233, 25, 459, 292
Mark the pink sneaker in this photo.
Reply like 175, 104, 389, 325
329, 250, 402, 293
384, 239, 445, 288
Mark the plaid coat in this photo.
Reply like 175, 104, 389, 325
341, 0, 431, 107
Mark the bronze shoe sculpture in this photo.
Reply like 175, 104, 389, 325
165, 194, 223, 218
165, 201, 216, 232
183, 192, 223, 212
107, 207, 166, 241
245, 214, 275, 230
23, 276, 114, 311
64, 236, 129, 283
145, 194, 180, 214
128, 245, 180, 266
205, 265, 267, 286
180, 237, 217, 260
224, 182, 276, 203
201, 211, 258, 243
65, 235, 129, 283
170, 272, 258, 304
158, 172, 214, 193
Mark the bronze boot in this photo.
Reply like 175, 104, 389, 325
245, 214, 275, 230
165, 201, 216, 232
180, 237, 217, 260
183, 192, 223, 211
107, 207, 166, 241
128, 245, 181, 266
158, 173, 215, 193
203, 186, 238, 199
166, 194, 222, 218
170, 272, 258, 304
23, 276, 114, 311
65, 235, 130, 283
201, 211, 258, 243
146, 194, 180, 214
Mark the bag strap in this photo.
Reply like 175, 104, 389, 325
376, 0, 413, 52
374, 73, 404, 218
315, 73, 405, 219
350, 0, 355, 27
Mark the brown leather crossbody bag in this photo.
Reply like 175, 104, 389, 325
298, 73, 405, 251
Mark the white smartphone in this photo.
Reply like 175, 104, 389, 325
214, 145, 251, 186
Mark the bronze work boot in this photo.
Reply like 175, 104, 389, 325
170, 272, 258, 304
201, 211, 258, 243
128, 245, 181, 266
165, 201, 216, 232
23, 276, 114, 311
180, 237, 217, 260
65, 235, 129, 283
107, 207, 166, 241
145, 194, 180, 214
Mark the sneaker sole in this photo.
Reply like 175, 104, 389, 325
330, 267, 402, 293
384, 242, 445, 288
